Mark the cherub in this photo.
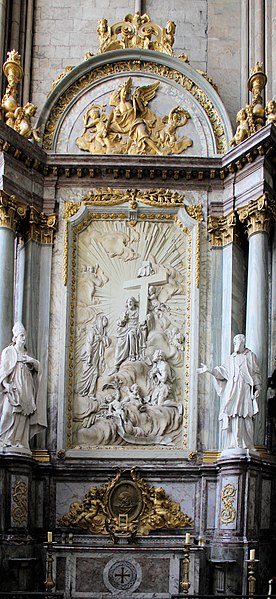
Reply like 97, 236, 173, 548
230, 107, 250, 146
160, 106, 192, 154
14, 102, 41, 142
265, 99, 276, 124
82, 105, 109, 149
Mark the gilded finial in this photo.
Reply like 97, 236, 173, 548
1, 49, 41, 142
230, 61, 269, 146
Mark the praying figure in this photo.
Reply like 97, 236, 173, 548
197, 334, 261, 450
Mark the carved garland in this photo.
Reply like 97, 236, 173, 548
43, 60, 227, 153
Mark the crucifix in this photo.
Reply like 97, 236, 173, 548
123, 264, 167, 324
134, 0, 142, 13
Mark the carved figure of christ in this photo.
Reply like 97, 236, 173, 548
123, 270, 167, 323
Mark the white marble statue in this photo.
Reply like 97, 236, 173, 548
79, 314, 110, 396
0, 322, 46, 452
111, 296, 148, 372
197, 334, 261, 450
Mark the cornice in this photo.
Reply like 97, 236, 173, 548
0, 120, 275, 191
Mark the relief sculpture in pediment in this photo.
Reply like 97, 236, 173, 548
76, 77, 193, 156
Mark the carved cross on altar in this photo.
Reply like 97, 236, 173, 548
124, 266, 167, 324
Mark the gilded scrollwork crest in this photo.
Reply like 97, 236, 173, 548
95, 13, 176, 56
60, 468, 193, 542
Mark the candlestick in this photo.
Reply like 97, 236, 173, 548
249, 549, 255, 561
180, 540, 191, 594
185, 532, 190, 544
45, 537, 55, 592
247, 552, 258, 599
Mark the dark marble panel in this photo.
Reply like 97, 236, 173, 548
75, 557, 108, 592
138, 558, 170, 592
56, 557, 67, 592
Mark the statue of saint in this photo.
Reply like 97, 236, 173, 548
197, 334, 261, 450
0, 322, 46, 451
79, 314, 110, 397
148, 349, 174, 405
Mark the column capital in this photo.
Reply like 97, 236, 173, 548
238, 193, 276, 237
207, 212, 239, 247
26, 206, 57, 244
0, 192, 28, 231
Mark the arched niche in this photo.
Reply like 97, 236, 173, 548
37, 49, 233, 158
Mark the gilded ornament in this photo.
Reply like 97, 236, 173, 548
0, 192, 27, 231
60, 468, 193, 541
26, 207, 57, 244
238, 193, 276, 237
12, 480, 28, 525
231, 62, 268, 147
76, 78, 193, 156
175, 217, 192, 447
43, 61, 227, 154
95, 13, 176, 56
1, 50, 40, 141
49, 65, 74, 94
265, 99, 276, 125
220, 482, 237, 524
196, 69, 219, 94
207, 212, 238, 247
82, 188, 184, 208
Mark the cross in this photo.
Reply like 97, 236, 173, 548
114, 565, 131, 584
124, 267, 167, 323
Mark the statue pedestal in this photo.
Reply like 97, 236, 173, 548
0, 445, 32, 457
220, 447, 260, 459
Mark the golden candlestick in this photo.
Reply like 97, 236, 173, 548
44, 535, 55, 592
180, 539, 191, 594
247, 550, 259, 599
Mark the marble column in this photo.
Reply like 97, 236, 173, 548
208, 213, 246, 449
239, 194, 273, 446
0, 193, 27, 353
21, 207, 57, 450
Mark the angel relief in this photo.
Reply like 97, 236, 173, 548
76, 78, 193, 156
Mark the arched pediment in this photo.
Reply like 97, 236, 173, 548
38, 49, 232, 157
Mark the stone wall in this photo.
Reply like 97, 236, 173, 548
29, 0, 240, 128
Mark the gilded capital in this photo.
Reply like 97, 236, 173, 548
27, 206, 57, 244
238, 194, 276, 237
207, 212, 238, 247
0, 192, 27, 231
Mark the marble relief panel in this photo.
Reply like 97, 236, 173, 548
71, 219, 188, 450
205, 481, 217, 530
247, 475, 257, 531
